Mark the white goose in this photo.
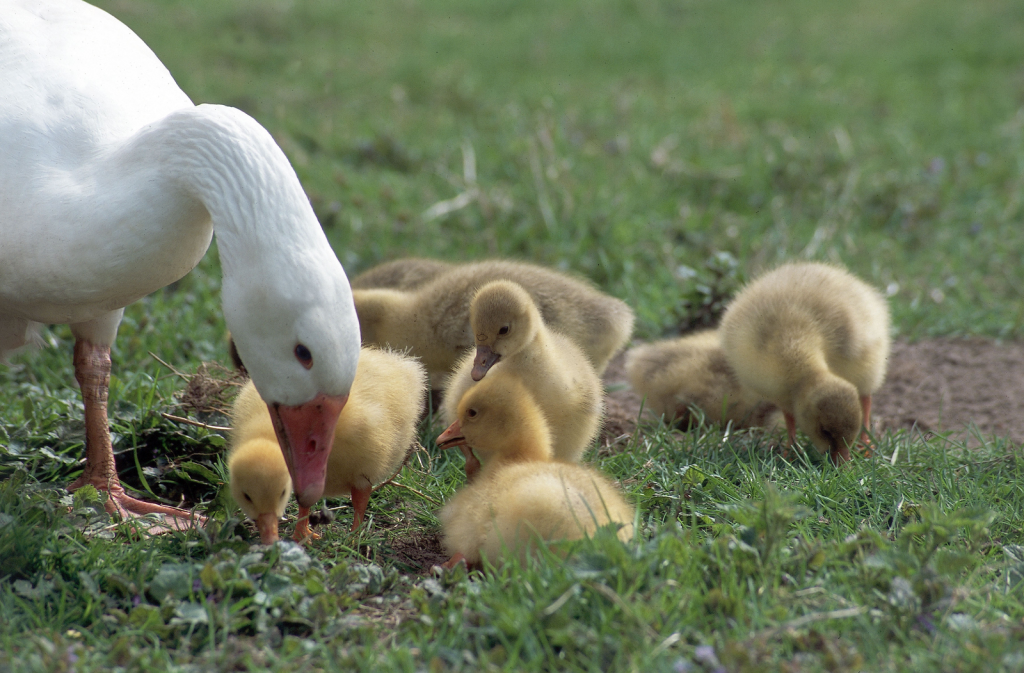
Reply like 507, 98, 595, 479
0, 0, 361, 529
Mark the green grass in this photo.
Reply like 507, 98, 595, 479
3, 0, 1024, 670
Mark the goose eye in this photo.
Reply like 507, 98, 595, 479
243, 493, 253, 503
467, 408, 478, 418
498, 326, 510, 335
294, 344, 313, 369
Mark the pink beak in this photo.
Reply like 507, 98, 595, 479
436, 419, 466, 449
437, 420, 482, 480
268, 393, 348, 507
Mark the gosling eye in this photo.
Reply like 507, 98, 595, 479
498, 325, 510, 335
281, 489, 287, 499
243, 493, 253, 503
294, 344, 313, 369
467, 408, 478, 418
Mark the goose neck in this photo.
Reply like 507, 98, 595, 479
116, 104, 328, 276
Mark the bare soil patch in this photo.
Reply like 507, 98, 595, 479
602, 338, 1024, 449
379, 532, 448, 574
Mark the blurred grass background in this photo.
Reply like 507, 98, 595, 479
96, 0, 1024, 351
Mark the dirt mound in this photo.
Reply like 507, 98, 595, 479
382, 532, 448, 574
602, 338, 1024, 448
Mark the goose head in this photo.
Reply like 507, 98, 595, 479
225, 264, 359, 506
437, 375, 553, 465
469, 281, 541, 381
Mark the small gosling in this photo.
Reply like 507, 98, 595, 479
353, 258, 633, 386
625, 329, 783, 430
294, 346, 427, 540
436, 376, 634, 568
228, 347, 427, 543
228, 381, 293, 544
719, 262, 890, 463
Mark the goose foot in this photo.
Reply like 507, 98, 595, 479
293, 505, 321, 542
70, 339, 204, 533
104, 483, 204, 533
68, 472, 203, 533
442, 553, 468, 570
68, 468, 205, 533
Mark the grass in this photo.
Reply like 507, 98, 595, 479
2, 0, 1024, 669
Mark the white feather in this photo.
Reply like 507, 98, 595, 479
0, 0, 359, 404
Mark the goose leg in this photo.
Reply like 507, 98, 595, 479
442, 552, 467, 570
350, 485, 371, 531
780, 411, 797, 459
293, 505, 320, 542
860, 395, 873, 430
783, 412, 797, 446
67, 339, 203, 532
859, 394, 875, 455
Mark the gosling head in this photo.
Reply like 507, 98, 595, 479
795, 377, 862, 465
228, 438, 293, 544
436, 375, 553, 465
469, 281, 541, 381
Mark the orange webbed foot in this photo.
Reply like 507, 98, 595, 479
70, 478, 205, 534
292, 506, 322, 543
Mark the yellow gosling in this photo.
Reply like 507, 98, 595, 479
353, 258, 633, 386
720, 262, 890, 463
625, 329, 783, 430
436, 376, 634, 569
228, 382, 292, 544
292, 346, 428, 541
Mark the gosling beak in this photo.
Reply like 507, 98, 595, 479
471, 345, 501, 381
437, 420, 466, 449
830, 443, 852, 465
268, 393, 348, 507
437, 420, 481, 479
255, 512, 280, 545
